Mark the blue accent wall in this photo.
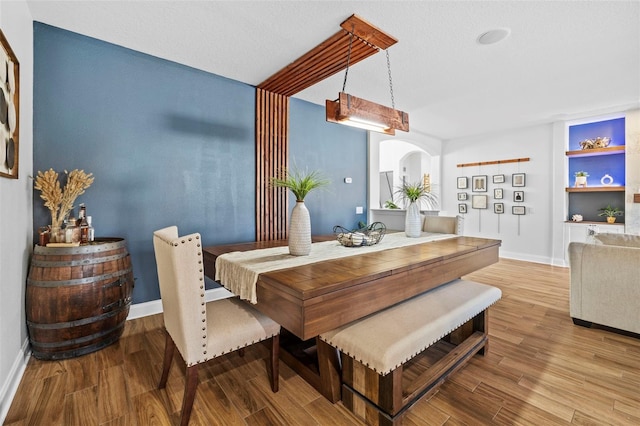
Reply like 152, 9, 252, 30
33, 23, 367, 304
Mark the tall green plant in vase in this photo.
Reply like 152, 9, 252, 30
271, 167, 330, 255
395, 181, 438, 238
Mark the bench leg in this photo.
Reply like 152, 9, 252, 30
316, 337, 342, 403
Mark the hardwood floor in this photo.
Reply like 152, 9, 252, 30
5, 258, 640, 425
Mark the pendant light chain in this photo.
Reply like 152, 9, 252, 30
386, 50, 395, 109
342, 29, 354, 93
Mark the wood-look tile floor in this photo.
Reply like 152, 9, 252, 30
5, 258, 640, 425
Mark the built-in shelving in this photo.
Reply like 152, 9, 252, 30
565, 145, 625, 157
566, 186, 625, 193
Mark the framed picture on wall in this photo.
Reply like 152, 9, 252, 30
457, 192, 467, 201
472, 175, 487, 192
512, 173, 526, 187
457, 177, 468, 189
513, 191, 524, 202
0, 29, 20, 179
458, 203, 467, 214
494, 203, 504, 214
492, 174, 505, 184
472, 195, 488, 209
494, 188, 503, 199
513, 206, 526, 215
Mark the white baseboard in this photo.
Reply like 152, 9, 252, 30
0, 338, 30, 424
127, 287, 233, 320
498, 251, 560, 266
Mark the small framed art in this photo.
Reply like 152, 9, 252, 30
457, 192, 468, 201
494, 188, 503, 199
457, 177, 468, 189
494, 203, 504, 214
492, 174, 505, 184
512, 206, 526, 215
512, 173, 526, 187
0, 29, 20, 179
458, 203, 467, 214
472, 194, 488, 209
513, 191, 524, 202
472, 175, 487, 192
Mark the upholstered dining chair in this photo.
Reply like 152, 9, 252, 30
153, 226, 280, 426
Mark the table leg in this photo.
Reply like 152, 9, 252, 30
316, 337, 342, 403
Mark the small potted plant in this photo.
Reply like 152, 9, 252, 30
271, 167, 330, 255
394, 181, 438, 238
574, 171, 589, 188
597, 204, 623, 224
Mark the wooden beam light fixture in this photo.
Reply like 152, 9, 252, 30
325, 16, 409, 136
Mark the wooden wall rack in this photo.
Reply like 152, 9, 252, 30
457, 157, 530, 168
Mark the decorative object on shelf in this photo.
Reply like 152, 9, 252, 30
579, 136, 611, 150
395, 181, 438, 238
384, 199, 399, 209
0, 29, 20, 179
33, 168, 94, 242
334, 222, 386, 247
494, 203, 504, 214
572, 214, 583, 222
472, 175, 487, 192
600, 174, 614, 186
597, 204, 623, 224
271, 167, 330, 256
456, 176, 468, 189
512, 173, 526, 187
574, 171, 589, 188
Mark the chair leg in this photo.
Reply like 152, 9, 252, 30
269, 334, 280, 392
180, 365, 199, 426
159, 330, 175, 389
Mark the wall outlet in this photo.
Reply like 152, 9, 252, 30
356, 206, 363, 214
344, 177, 352, 184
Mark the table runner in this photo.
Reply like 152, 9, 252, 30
215, 232, 456, 303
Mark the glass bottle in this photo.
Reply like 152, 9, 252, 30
78, 204, 89, 244
86, 216, 95, 242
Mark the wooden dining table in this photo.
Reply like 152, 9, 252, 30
203, 235, 501, 402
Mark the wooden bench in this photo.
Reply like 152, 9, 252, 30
319, 279, 502, 426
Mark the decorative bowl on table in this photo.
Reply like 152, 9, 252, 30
333, 222, 386, 247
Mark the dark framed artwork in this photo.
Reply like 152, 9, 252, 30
512, 173, 526, 187
0, 29, 19, 179
458, 203, 467, 214
472, 175, 487, 192
513, 191, 524, 202
494, 203, 504, 214
457, 192, 467, 201
512, 206, 526, 215
494, 188, 503, 199
492, 174, 505, 184
457, 176, 468, 189
472, 194, 488, 209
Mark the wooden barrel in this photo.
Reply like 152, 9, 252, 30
26, 238, 134, 360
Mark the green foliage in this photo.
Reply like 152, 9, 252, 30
395, 181, 438, 209
270, 167, 330, 201
384, 200, 400, 209
574, 171, 589, 177
597, 204, 623, 217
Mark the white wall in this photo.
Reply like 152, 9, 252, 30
443, 124, 556, 264
0, 1, 33, 421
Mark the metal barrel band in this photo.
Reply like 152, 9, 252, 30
30, 322, 125, 349
26, 267, 133, 288
30, 251, 129, 268
33, 239, 126, 255
27, 300, 130, 329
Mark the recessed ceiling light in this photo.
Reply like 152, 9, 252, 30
477, 28, 511, 45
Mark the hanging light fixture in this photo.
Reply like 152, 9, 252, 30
326, 28, 409, 135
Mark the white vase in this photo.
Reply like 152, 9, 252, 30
289, 201, 311, 256
405, 202, 422, 238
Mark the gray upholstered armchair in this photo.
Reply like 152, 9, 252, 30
153, 226, 280, 425
568, 233, 640, 335
422, 215, 464, 235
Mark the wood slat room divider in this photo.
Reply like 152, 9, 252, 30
255, 15, 396, 241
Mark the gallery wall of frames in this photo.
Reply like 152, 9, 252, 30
456, 158, 530, 227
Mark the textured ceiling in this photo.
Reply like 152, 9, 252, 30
26, 1, 640, 140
